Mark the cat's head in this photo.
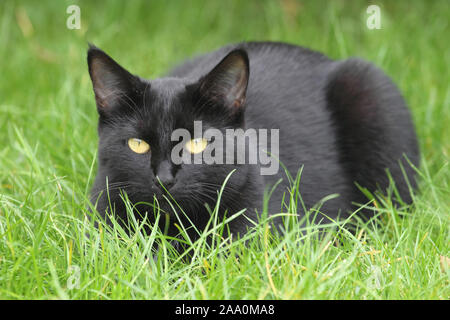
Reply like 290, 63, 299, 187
87, 45, 260, 230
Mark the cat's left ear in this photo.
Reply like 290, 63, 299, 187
197, 49, 249, 113
87, 44, 141, 114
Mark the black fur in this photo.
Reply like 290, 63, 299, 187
87, 41, 419, 239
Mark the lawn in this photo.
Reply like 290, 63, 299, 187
0, 0, 448, 299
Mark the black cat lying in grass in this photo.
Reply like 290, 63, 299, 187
87, 41, 419, 240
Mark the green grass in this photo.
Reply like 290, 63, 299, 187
0, 0, 449, 299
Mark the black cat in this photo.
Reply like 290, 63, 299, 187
87, 41, 419, 239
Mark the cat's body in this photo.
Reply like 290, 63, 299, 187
88, 42, 419, 239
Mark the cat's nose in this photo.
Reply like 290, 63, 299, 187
155, 160, 175, 190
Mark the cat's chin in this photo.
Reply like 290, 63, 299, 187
134, 189, 208, 216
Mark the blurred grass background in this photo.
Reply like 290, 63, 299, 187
0, 0, 449, 299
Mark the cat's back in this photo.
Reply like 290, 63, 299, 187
169, 41, 419, 219
169, 41, 333, 84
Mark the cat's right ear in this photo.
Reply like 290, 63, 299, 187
87, 44, 140, 114
196, 49, 249, 117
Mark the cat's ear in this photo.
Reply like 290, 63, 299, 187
197, 49, 249, 113
87, 44, 140, 113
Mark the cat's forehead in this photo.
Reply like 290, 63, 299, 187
146, 77, 187, 109
138, 77, 191, 136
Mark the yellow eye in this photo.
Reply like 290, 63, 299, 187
128, 138, 150, 154
186, 137, 208, 154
